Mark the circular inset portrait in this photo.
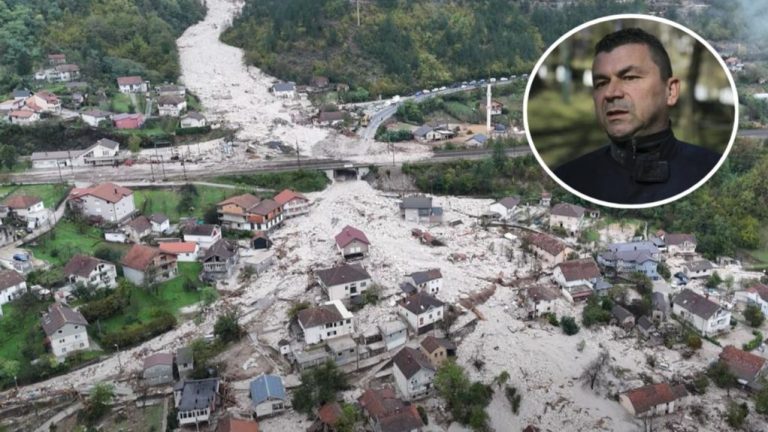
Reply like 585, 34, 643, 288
524, 14, 737, 208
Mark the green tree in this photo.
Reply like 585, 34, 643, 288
336, 403, 360, 432
213, 309, 243, 343
561, 316, 580, 335
708, 360, 737, 393
292, 361, 349, 414
744, 304, 765, 327
80, 382, 114, 424
706, 271, 723, 289
754, 378, 768, 414
0, 145, 17, 170
127, 135, 142, 154
726, 401, 748, 428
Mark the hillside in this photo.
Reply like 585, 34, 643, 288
0, 0, 206, 93
221, 0, 646, 97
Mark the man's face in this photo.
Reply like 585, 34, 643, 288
592, 43, 680, 141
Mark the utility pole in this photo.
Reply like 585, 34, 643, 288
159, 155, 166, 179
114, 344, 123, 374
56, 161, 63, 183
357, 0, 361, 26
181, 159, 188, 181
296, 140, 301, 169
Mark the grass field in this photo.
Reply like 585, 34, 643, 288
133, 186, 238, 222
0, 299, 49, 364
29, 220, 129, 266
99, 263, 211, 334
110, 404, 164, 431
215, 169, 330, 193
0, 183, 70, 208
110, 93, 133, 113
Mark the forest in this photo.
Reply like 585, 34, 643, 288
0, 0, 206, 94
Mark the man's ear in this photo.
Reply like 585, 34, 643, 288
666, 77, 681, 106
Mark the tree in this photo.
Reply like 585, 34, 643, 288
657, 262, 671, 280
708, 360, 736, 394
754, 378, 768, 414
630, 272, 653, 295
214, 309, 243, 343
335, 403, 360, 432
561, 316, 580, 335
744, 304, 765, 327
80, 382, 114, 424
725, 401, 748, 428
127, 135, 142, 154
686, 334, 703, 350
706, 271, 723, 289
0, 145, 17, 170
581, 350, 610, 390
292, 361, 349, 414
203, 205, 219, 224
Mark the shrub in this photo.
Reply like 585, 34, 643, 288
80, 291, 129, 322
686, 334, 703, 350
744, 304, 765, 328
505, 385, 522, 414
726, 401, 748, 428
743, 331, 763, 351
546, 313, 559, 327
101, 311, 176, 348
561, 316, 580, 335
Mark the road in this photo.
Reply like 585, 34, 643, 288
737, 129, 768, 138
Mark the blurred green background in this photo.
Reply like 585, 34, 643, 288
527, 19, 735, 168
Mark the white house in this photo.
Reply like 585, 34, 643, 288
117, 76, 147, 94
619, 383, 688, 418
9, 110, 40, 125
398, 292, 444, 335
315, 263, 373, 302
157, 95, 187, 117
148, 213, 170, 233
549, 203, 585, 235
399, 195, 443, 224
31, 138, 120, 169
672, 289, 731, 336
682, 260, 715, 279
182, 224, 222, 250
597, 241, 661, 280
297, 300, 354, 345
526, 284, 560, 318
159, 241, 199, 262
403, 269, 442, 296
0, 269, 26, 308
272, 82, 296, 98
80, 110, 112, 127
180, 112, 206, 128
489, 196, 520, 220
41, 303, 89, 359
662, 233, 697, 255
740, 283, 768, 316
63, 255, 118, 289
273, 189, 310, 218
250, 374, 288, 418
4, 195, 46, 224
176, 378, 219, 426
68, 183, 135, 223
553, 258, 601, 302
121, 244, 178, 286
392, 346, 436, 401
379, 320, 407, 351
527, 232, 572, 268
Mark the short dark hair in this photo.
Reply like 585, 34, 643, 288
595, 27, 673, 80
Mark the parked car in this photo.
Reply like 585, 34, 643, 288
500, 77, 509, 82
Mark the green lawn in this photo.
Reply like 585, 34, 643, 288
29, 220, 129, 266
133, 186, 237, 222
111, 404, 164, 431
0, 299, 49, 364
98, 263, 211, 334
215, 169, 330, 192
0, 183, 70, 208
110, 93, 133, 113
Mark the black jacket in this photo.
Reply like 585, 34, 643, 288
553, 128, 721, 205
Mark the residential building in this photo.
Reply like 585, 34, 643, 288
315, 263, 372, 303
334, 225, 370, 260
412, 125, 454, 142
125, 215, 152, 242
180, 111, 206, 128
216, 415, 259, 432
464, 133, 487, 148
4, 195, 46, 225
250, 374, 288, 418
597, 241, 660, 279
251, 231, 272, 250
682, 260, 715, 279
662, 233, 697, 255
9, 110, 40, 125
549, 203, 585, 235
399, 196, 443, 224
636, 316, 654, 338
159, 241, 199, 262
273, 189, 310, 218
527, 233, 572, 267
0, 269, 26, 307
358, 387, 424, 432
672, 289, 731, 336
112, 113, 145, 129
80, 110, 112, 127
420, 336, 456, 368
176, 346, 194, 377
68, 182, 135, 223
41, 303, 89, 358
297, 300, 354, 345
272, 82, 296, 98
28, 91, 61, 114
157, 94, 187, 117
489, 196, 520, 220
63, 254, 117, 289
175, 378, 219, 426
553, 258, 601, 302
525, 284, 560, 318
403, 269, 442, 296
117, 76, 147, 93
201, 239, 239, 281
652, 292, 669, 321
719, 345, 768, 391
316, 110, 346, 126
379, 320, 408, 351
619, 383, 688, 418
142, 353, 174, 386
611, 304, 635, 328
183, 223, 222, 250
311, 402, 342, 432
217, 194, 284, 232
393, 346, 436, 400
156, 84, 186, 97
121, 244, 178, 286
326, 335, 358, 366
31, 138, 121, 169
398, 292, 444, 335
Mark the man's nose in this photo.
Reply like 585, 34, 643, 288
604, 79, 623, 100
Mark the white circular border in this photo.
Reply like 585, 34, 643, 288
522, 13, 740, 209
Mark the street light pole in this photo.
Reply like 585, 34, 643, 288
114, 344, 123, 373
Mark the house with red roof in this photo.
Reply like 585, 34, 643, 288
273, 189, 310, 218
9, 109, 39, 125
112, 113, 144, 129
121, 244, 178, 286
719, 345, 768, 391
619, 382, 688, 418
159, 241, 199, 262
527, 232, 572, 267
63, 254, 117, 289
4, 195, 46, 224
553, 258, 602, 302
357, 387, 424, 432
549, 203, 585, 235
217, 193, 284, 232
68, 182, 135, 223
335, 225, 370, 260
739, 283, 768, 316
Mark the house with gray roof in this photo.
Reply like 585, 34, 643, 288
672, 288, 731, 336
379, 320, 407, 351
682, 260, 715, 279
0, 269, 26, 312
297, 300, 354, 345
399, 195, 443, 224
63, 254, 117, 289
272, 82, 296, 98
201, 239, 239, 281
250, 374, 288, 418
489, 196, 520, 220
611, 304, 635, 329
142, 352, 174, 386
316, 263, 372, 303
465, 133, 488, 147
598, 241, 661, 279
398, 292, 444, 335
652, 292, 669, 321
549, 202, 586, 235
176, 346, 194, 377
175, 378, 220, 426
41, 303, 89, 359
125, 215, 152, 243
662, 233, 697, 255
180, 111, 206, 128
403, 269, 442, 296
393, 346, 436, 400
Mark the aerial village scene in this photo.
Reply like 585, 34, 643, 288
1, 0, 768, 431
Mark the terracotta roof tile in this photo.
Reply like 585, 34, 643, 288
121, 244, 162, 271
557, 258, 600, 281
159, 242, 197, 254
527, 233, 568, 256
720, 345, 767, 383
218, 194, 261, 212
335, 225, 370, 248
69, 182, 132, 204
63, 255, 111, 278
4, 195, 42, 209
622, 383, 687, 415
273, 189, 307, 206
